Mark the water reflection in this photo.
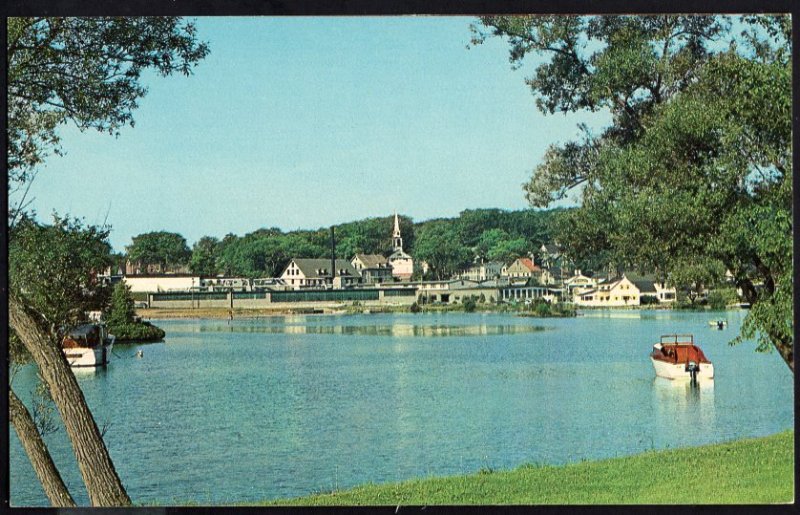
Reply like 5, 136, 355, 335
12, 310, 792, 507
652, 377, 716, 433
197, 324, 546, 337
580, 312, 643, 319
70, 366, 108, 377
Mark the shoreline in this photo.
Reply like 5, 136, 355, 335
137, 305, 742, 320
246, 430, 793, 506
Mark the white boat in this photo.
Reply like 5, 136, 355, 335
650, 334, 713, 381
708, 320, 727, 328
62, 323, 114, 367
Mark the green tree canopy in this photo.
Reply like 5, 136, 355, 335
126, 231, 191, 271
476, 14, 792, 371
9, 214, 113, 338
7, 16, 209, 506
105, 282, 137, 327
189, 236, 220, 276
474, 228, 530, 264
413, 222, 473, 280
147, 210, 560, 280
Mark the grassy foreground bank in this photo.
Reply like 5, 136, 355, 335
254, 431, 793, 505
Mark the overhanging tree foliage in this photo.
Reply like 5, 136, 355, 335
8, 17, 209, 189
473, 14, 792, 371
7, 16, 209, 506
9, 216, 129, 505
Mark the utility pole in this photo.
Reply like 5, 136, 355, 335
330, 226, 337, 289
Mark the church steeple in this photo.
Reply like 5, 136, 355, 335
392, 212, 403, 251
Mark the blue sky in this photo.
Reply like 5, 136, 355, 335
25, 17, 610, 252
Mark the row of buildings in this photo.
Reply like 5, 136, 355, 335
118, 214, 677, 307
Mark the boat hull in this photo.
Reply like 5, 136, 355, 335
63, 340, 113, 367
650, 356, 713, 380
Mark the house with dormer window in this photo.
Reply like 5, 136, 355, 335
351, 254, 393, 284
280, 258, 361, 290
502, 258, 542, 281
574, 274, 641, 307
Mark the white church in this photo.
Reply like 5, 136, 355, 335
387, 213, 414, 281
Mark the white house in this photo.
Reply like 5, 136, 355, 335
280, 258, 361, 290
461, 261, 504, 282
564, 270, 597, 299
502, 258, 541, 280
351, 254, 393, 284
574, 275, 641, 307
630, 277, 677, 303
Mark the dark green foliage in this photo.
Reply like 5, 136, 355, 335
215, 229, 327, 278
335, 215, 415, 257
474, 228, 530, 264
9, 214, 113, 339
409, 302, 421, 313
707, 292, 727, 311
189, 236, 220, 276
156, 208, 562, 279
105, 281, 165, 342
519, 300, 577, 318
639, 295, 660, 306
126, 231, 191, 271
477, 14, 792, 370
534, 301, 550, 317
463, 298, 477, 312
707, 287, 739, 311
413, 222, 473, 280
106, 282, 136, 327
110, 322, 165, 342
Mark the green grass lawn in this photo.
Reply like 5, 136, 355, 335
253, 431, 793, 506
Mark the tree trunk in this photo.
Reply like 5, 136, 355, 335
9, 388, 76, 507
9, 294, 132, 506
774, 335, 794, 373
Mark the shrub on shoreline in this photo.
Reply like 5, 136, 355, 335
106, 282, 165, 342
110, 321, 165, 342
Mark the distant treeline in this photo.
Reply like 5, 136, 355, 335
119, 208, 573, 280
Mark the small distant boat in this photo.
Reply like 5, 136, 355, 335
62, 323, 114, 367
650, 334, 713, 381
708, 320, 727, 329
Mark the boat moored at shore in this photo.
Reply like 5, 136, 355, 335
62, 323, 115, 367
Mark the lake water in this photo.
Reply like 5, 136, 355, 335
9, 310, 794, 506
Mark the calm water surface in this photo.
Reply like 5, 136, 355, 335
9, 310, 793, 505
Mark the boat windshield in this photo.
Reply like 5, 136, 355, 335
659, 334, 694, 346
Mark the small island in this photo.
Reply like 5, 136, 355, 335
106, 282, 165, 343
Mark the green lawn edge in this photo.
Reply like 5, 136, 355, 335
250, 430, 793, 506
